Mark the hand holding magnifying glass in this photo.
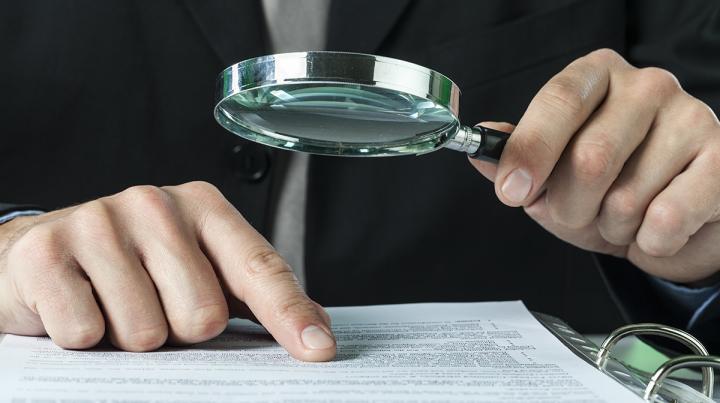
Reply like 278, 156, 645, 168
215, 49, 720, 287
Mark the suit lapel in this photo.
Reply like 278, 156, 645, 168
326, 0, 411, 53
183, 0, 268, 65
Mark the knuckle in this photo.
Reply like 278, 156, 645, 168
569, 141, 616, 183
122, 325, 168, 352
122, 185, 182, 234
602, 187, 641, 223
596, 189, 642, 246
645, 200, 685, 236
122, 185, 173, 213
178, 181, 228, 212
682, 98, 719, 131
179, 181, 222, 199
73, 199, 112, 222
586, 48, 622, 65
596, 224, 633, 247
245, 246, 293, 280
637, 201, 688, 257
176, 181, 233, 229
58, 322, 105, 350
541, 76, 587, 118
70, 201, 119, 246
637, 235, 685, 258
512, 127, 555, 160
632, 67, 681, 99
171, 301, 229, 342
273, 295, 319, 324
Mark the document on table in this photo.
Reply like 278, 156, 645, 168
0, 301, 641, 402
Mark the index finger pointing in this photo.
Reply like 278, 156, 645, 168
167, 182, 336, 362
495, 49, 629, 206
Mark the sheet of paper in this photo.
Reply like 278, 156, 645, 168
0, 301, 641, 402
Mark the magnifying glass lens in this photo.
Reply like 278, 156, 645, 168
217, 82, 458, 156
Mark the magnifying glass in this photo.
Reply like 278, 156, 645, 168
214, 51, 509, 161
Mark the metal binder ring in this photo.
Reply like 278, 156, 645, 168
644, 355, 720, 400
594, 323, 713, 400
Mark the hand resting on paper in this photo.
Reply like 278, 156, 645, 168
0, 181, 335, 361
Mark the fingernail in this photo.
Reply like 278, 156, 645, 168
501, 168, 532, 203
301, 325, 335, 350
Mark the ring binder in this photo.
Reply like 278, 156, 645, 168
595, 323, 714, 400
534, 313, 718, 402
646, 356, 720, 401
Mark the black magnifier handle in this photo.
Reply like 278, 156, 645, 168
468, 125, 510, 162
445, 125, 510, 162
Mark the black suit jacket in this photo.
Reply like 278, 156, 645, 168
2, 1, 719, 341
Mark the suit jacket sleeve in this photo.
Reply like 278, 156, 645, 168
0, 203, 45, 224
598, 254, 720, 352
0, 203, 45, 216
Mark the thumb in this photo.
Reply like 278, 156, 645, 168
467, 121, 516, 182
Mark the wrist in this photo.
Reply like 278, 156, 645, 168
0, 214, 46, 335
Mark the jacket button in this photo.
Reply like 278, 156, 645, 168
230, 143, 270, 182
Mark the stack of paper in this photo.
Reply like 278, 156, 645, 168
0, 301, 641, 402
